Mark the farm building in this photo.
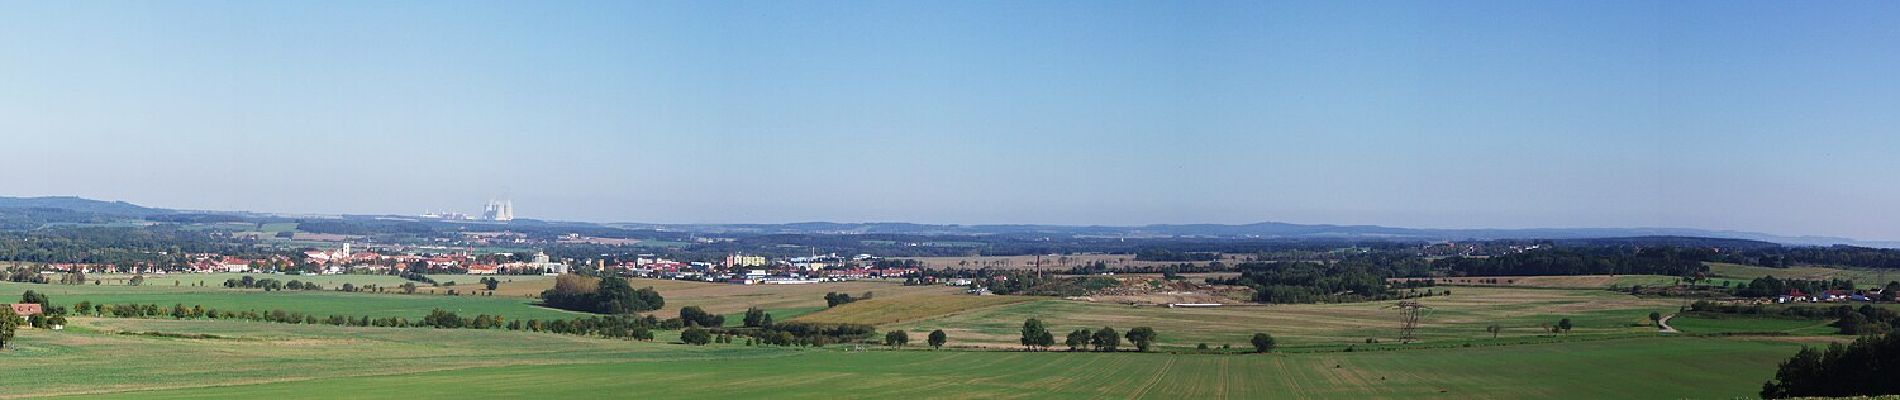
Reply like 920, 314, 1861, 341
6, 303, 43, 316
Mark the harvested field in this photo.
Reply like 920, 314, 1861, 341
1389, 275, 1686, 289
1706, 262, 1896, 288
791, 294, 1037, 326
898, 253, 1252, 270
885, 287, 1679, 350
51, 336, 1804, 400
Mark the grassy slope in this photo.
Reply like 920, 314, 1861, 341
53, 337, 1803, 400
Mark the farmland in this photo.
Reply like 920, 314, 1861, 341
0, 272, 1857, 399
16, 326, 1804, 400
77, 272, 551, 291
1704, 262, 1897, 288
877, 287, 1678, 350
1665, 314, 1841, 335
456, 276, 967, 316
791, 294, 1038, 326
896, 253, 1250, 270
0, 318, 764, 398
0, 275, 956, 324
0, 281, 587, 322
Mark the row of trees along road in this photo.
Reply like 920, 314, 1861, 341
879, 329, 949, 348
1018, 319, 1160, 352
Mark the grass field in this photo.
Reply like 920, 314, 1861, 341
1705, 262, 1898, 288
0, 281, 1833, 399
0, 282, 586, 321
881, 287, 1678, 350
1669, 314, 1841, 335
87, 273, 430, 288
32, 334, 1804, 400
0, 318, 766, 398
85, 272, 550, 289
0, 277, 959, 328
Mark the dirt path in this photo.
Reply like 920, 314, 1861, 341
1658, 313, 1679, 334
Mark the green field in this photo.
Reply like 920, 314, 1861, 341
1, 318, 758, 398
0, 277, 1842, 399
90, 273, 427, 288
28, 332, 1803, 400
1669, 314, 1840, 335
0, 281, 586, 322
881, 287, 1677, 350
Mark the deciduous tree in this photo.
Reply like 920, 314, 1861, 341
1124, 327, 1158, 352
928, 329, 947, 349
1251, 333, 1276, 353
884, 330, 909, 347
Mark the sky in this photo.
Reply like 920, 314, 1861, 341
2, 1, 1898, 240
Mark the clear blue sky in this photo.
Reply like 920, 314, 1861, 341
3, 1, 1897, 240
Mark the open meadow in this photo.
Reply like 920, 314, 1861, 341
0, 281, 587, 322
10, 324, 1805, 400
0, 275, 1854, 399
868, 287, 1682, 351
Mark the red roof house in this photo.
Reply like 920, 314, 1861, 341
7, 303, 43, 316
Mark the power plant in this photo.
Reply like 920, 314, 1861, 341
482, 199, 514, 221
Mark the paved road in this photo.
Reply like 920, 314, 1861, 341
1658, 313, 1679, 334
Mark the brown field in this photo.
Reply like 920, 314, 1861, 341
899, 253, 1253, 270
790, 294, 1037, 325
452, 277, 966, 316
1393, 275, 1618, 288
1387, 275, 1687, 289
882, 286, 1679, 349
638, 279, 966, 316
1706, 262, 1897, 286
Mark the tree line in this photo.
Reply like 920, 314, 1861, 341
1760, 332, 1900, 398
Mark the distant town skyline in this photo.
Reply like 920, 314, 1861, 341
5, 1, 1899, 241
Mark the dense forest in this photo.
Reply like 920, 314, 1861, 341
1760, 333, 1900, 399
0, 228, 259, 266
1739, 246, 1900, 269
1428, 247, 1710, 277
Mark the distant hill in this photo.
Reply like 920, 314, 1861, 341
0, 196, 168, 216
616, 221, 1898, 248
0, 195, 1890, 247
